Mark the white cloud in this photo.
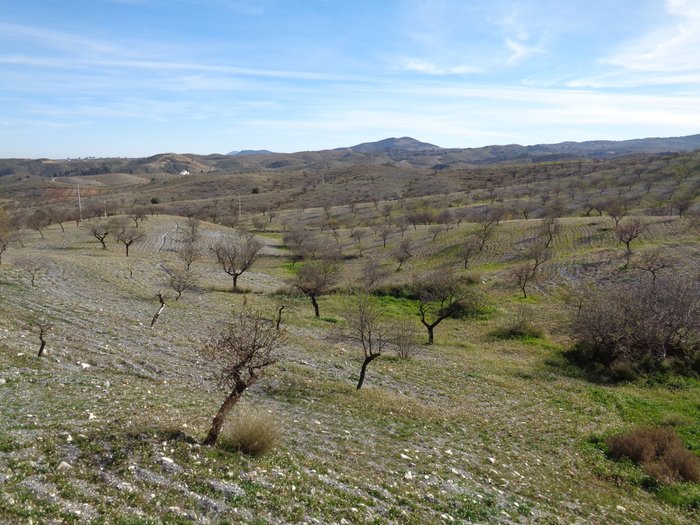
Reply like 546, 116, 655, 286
399, 59, 481, 75
604, 0, 700, 73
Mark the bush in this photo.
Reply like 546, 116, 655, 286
493, 306, 544, 340
606, 426, 700, 484
391, 317, 420, 360
217, 408, 281, 457
568, 274, 700, 379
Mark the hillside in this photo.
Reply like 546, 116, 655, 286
2, 133, 700, 181
1, 193, 699, 523
0, 136, 699, 524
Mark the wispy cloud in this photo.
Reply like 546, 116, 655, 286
399, 59, 481, 75
603, 0, 700, 73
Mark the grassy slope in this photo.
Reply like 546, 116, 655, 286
0, 215, 698, 524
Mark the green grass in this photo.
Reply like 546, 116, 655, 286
0, 211, 698, 524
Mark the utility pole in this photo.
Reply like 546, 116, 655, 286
77, 183, 83, 222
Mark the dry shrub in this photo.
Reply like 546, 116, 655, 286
218, 408, 281, 457
606, 426, 700, 484
391, 317, 420, 360
569, 274, 700, 378
493, 306, 544, 340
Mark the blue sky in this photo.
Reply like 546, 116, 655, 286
1, 0, 699, 158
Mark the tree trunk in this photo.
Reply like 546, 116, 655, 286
125, 243, 130, 257
37, 334, 46, 358
203, 389, 242, 446
356, 354, 379, 390
276, 305, 286, 330
311, 295, 320, 317
232, 273, 239, 291
427, 325, 434, 344
150, 293, 166, 328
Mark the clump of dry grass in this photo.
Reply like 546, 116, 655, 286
606, 426, 700, 484
218, 408, 282, 457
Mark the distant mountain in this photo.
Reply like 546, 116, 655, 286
346, 137, 440, 154
226, 150, 275, 156
3, 133, 700, 179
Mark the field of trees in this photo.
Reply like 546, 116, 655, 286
0, 146, 699, 523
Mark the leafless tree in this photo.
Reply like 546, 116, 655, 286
283, 223, 312, 264
671, 191, 696, 217
342, 293, 390, 389
537, 217, 561, 249
16, 256, 47, 287
150, 292, 166, 328
164, 264, 197, 300
113, 222, 145, 257
360, 259, 390, 291
25, 313, 53, 358
350, 228, 366, 256
128, 206, 148, 227
615, 217, 647, 264
605, 200, 626, 228
376, 222, 394, 248
292, 258, 340, 317
85, 220, 110, 250
0, 225, 19, 265
200, 307, 287, 445
48, 207, 69, 233
458, 235, 480, 269
413, 272, 484, 344
630, 248, 673, 284
211, 233, 262, 291
27, 209, 49, 239
392, 238, 413, 272
178, 240, 201, 271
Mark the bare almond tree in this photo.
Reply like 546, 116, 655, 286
178, 240, 201, 270
16, 256, 47, 287
360, 259, 390, 290
458, 235, 480, 269
163, 264, 197, 300
413, 272, 485, 344
630, 248, 673, 284
292, 258, 340, 317
392, 238, 413, 271
0, 227, 19, 265
200, 307, 287, 446
25, 314, 53, 358
110, 219, 145, 257
86, 220, 110, 250
150, 292, 166, 328
342, 293, 390, 390
211, 233, 262, 291
616, 218, 647, 265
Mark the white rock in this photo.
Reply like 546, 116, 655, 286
57, 461, 73, 471
487, 457, 496, 464
400, 453, 413, 460
616, 505, 626, 512
404, 471, 413, 480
